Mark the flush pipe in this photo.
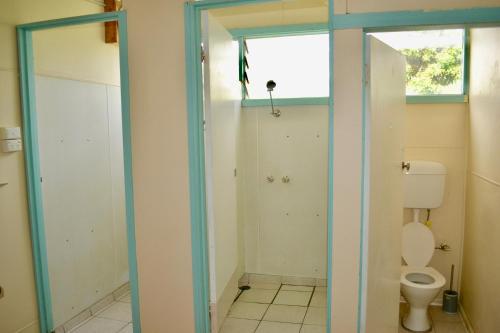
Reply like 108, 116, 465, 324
413, 209, 420, 223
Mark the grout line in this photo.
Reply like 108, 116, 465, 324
253, 284, 282, 333
269, 283, 283, 305
306, 286, 315, 307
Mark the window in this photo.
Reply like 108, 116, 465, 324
370, 29, 466, 97
243, 34, 329, 100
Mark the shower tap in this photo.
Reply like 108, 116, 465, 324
266, 80, 281, 118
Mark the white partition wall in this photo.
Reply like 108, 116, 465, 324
36, 76, 127, 327
461, 27, 500, 333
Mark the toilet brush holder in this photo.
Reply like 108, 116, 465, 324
442, 290, 458, 314
442, 264, 458, 314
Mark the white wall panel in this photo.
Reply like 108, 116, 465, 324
461, 27, 500, 333
241, 105, 328, 279
36, 76, 127, 326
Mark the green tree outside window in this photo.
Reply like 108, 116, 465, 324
402, 47, 463, 95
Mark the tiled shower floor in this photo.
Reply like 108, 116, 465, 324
220, 283, 327, 333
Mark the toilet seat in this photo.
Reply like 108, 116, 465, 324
402, 222, 435, 266
401, 266, 445, 289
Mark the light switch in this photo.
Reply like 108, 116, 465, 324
0, 127, 21, 140
1, 139, 22, 152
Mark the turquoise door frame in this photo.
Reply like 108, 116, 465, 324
184, 1, 335, 332
16, 11, 141, 333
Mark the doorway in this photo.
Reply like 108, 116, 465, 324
185, 1, 333, 332
17, 12, 140, 333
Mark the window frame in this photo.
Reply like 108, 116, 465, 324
235, 24, 470, 105
233, 24, 331, 106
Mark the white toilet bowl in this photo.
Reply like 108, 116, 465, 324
400, 266, 445, 332
400, 222, 446, 332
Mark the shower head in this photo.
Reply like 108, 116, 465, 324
266, 80, 280, 118
266, 80, 276, 92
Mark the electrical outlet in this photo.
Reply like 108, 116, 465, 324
1, 139, 22, 152
0, 127, 21, 140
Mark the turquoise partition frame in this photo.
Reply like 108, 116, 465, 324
187, 2, 500, 333
184, 1, 335, 332
16, 11, 141, 333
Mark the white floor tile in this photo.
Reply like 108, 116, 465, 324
63, 310, 92, 331
429, 306, 461, 323
433, 321, 466, 333
309, 291, 327, 307
228, 302, 269, 320
90, 295, 115, 315
249, 274, 282, 285
69, 317, 128, 333
282, 276, 316, 286
304, 307, 327, 326
118, 323, 133, 333
112, 284, 131, 300
118, 292, 131, 303
273, 291, 312, 306
315, 279, 327, 287
250, 282, 281, 290
281, 285, 314, 292
300, 324, 326, 333
255, 321, 301, 333
315, 287, 327, 293
263, 305, 307, 324
96, 302, 132, 322
239, 289, 277, 304
220, 318, 260, 333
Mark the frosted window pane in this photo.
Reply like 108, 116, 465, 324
246, 34, 329, 99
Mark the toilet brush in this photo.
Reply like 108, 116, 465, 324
442, 264, 458, 314
449, 265, 454, 291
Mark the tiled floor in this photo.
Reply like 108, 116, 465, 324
399, 303, 468, 333
220, 284, 326, 333
69, 291, 133, 333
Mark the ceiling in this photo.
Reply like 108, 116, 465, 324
209, 0, 328, 29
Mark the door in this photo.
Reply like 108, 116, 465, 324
201, 12, 241, 331
361, 36, 406, 333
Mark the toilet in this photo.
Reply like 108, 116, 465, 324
400, 161, 447, 332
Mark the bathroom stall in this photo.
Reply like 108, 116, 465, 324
362, 25, 500, 333
200, 1, 330, 332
